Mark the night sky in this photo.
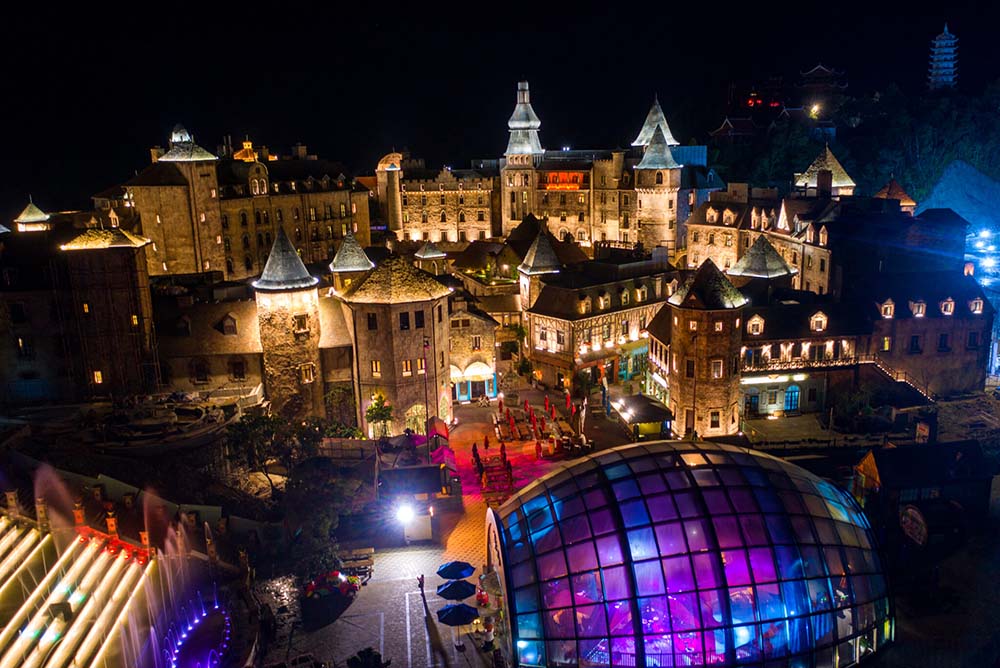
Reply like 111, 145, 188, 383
2, 2, 997, 217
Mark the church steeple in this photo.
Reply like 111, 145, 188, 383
504, 81, 544, 159
928, 23, 958, 90
632, 96, 680, 147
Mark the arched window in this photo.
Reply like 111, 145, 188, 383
251, 180, 259, 195
242, 234, 250, 249
221, 214, 229, 229
225, 258, 234, 274
459, 211, 466, 222
244, 256, 253, 271
440, 211, 447, 222
256, 233, 264, 248
254, 211, 262, 225
240, 212, 248, 227
265, 232, 272, 246
655, 171, 663, 185
784, 385, 800, 412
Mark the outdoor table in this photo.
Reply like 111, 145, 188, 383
557, 420, 574, 435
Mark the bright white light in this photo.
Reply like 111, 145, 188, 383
990, 246, 997, 252
517, 640, 528, 649
983, 258, 996, 269
975, 241, 985, 249
396, 505, 415, 524
981, 230, 992, 239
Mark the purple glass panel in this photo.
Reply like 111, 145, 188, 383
620, 499, 651, 528
692, 552, 723, 590
637, 473, 667, 496
606, 601, 632, 636
654, 522, 687, 556
663, 555, 695, 593
747, 547, 777, 583
542, 607, 576, 638
537, 550, 568, 580
583, 488, 608, 509
561, 514, 592, 545
590, 508, 616, 536
723, 550, 752, 586
752, 486, 783, 512
755, 583, 783, 621
780, 490, 808, 514
668, 592, 700, 631
791, 516, 816, 544
684, 519, 710, 551
673, 491, 700, 518
566, 541, 598, 573
691, 469, 719, 487
627, 528, 658, 560
602, 565, 632, 601
703, 489, 731, 513
697, 589, 725, 628
718, 468, 746, 486
577, 639, 606, 667
596, 534, 624, 566
663, 470, 690, 490
613, 479, 641, 501
571, 571, 602, 605
532, 524, 563, 554
712, 516, 743, 548
638, 596, 670, 633
542, 577, 573, 609
647, 495, 678, 522
576, 603, 607, 637
764, 514, 795, 544
739, 514, 769, 545
558, 494, 585, 519
643, 635, 673, 668
673, 631, 703, 664
511, 561, 536, 587
633, 559, 665, 595
704, 628, 727, 664
727, 487, 757, 512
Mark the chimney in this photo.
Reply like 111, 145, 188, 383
150, 146, 165, 163
816, 169, 833, 198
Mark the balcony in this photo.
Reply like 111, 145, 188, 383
742, 356, 859, 372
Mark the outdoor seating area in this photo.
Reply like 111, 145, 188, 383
340, 547, 375, 583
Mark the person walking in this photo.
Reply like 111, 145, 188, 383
472, 442, 479, 460
506, 459, 514, 486
484, 433, 490, 450
535, 440, 543, 460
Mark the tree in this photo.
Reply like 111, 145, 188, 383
324, 383, 357, 426
365, 394, 393, 438
347, 647, 391, 668
226, 413, 293, 496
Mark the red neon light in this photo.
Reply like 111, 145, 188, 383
544, 184, 581, 191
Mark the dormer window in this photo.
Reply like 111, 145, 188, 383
221, 314, 238, 336
818, 226, 828, 246
748, 315, 764, 335
941, 298, 955, 316
706, 207, 718, 224
580, 295, 592, 314
970, 298, 984, 314
637, 286, 647, 302
722, 209, 735, 225
807, 227, 815, 243
751, 209, 759, 229
880, 300, 894, 319
910, 301, 926, 317
810, 311, 828, 332
598, 295, 607, 310
621, 289, 630, 305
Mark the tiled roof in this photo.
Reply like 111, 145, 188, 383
632, 97, 680, 147
644, 304, 672, 342
252, 227, 319, 292
728, 236, 797, 279
415, 241, 447, 259
668, 259, 747, 309
874, 178, 916, 207
794, 145, 855, 189
59, 228, 151, 251
14, 201, 50, 223
517, 230, 561, 275
343, 255, 452, 304
329, 232, 374, 272
636, 126, 682, 170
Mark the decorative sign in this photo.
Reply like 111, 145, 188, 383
899, 504, 928, 546
915, 422, 931, 443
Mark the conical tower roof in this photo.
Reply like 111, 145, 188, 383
159, 124, 218, 162
14, 201, 50, 223
794, 145, 855, 189
342, 256, 452, 304
728, 236, 797, 279
505, 81, 544, 157
415, 241, 447, 260
253, 227, 318, 292
669, 259, 747, 309
517, 228, 561, 275
329, 232, 374, 272
874, 177, 917, 208
636, 126, 682, 170
632, 97, 680, 147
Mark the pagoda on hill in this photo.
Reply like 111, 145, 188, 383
928, 24, 958, 90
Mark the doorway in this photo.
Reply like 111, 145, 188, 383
745, 394, 759, 417
684, 409, 694, 436
784, 385, 800, 412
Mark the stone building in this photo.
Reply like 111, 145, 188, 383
333, 252, 453, 437
662, 260, 746, 437
448, 292, 499, 401
122, 126, 371, 282
793, 145, 856, 197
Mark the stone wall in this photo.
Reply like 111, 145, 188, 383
255, 288, 324, 420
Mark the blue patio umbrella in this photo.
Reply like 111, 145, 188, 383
436, 579, 476, 601
436, 603, 479, 627
436, 561, 475, 580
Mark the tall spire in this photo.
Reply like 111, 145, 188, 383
636, 126, 682, 170
517, 228, 561, 275
632, 97, 680, 147
329, 231, 374, 273
505, 81, 544, 158
253, 227, 318, 291
928, 23, 958, 90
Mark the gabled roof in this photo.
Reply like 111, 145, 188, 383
636, 126, 682, 171
59, 228, 151, 251
159, 124, 218, 163
728, 236, 797, 279
517, 229, 561, 275
329, 232, 374, 273
632, 97, 679, 147
644, 303, 673, 342
126, 161, 189, 187
668, 259, 747, 309
14, 201, 50, 223
342, 255, 452, 304
0, 224, 10, 235
874, 178, 917, 207
415, 241, 447, 259
794, 145, 855, 189
252, 227, 319, 292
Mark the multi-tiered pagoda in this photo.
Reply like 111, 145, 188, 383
928, 23, 958, 90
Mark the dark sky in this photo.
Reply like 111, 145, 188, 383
2, 2, 997, 217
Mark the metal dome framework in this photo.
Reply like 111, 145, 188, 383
486, 440, 891, 668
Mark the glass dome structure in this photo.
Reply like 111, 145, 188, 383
485, 441, 891, 668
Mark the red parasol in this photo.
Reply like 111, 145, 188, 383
565, 393, 571, 410
544, 396, 550, 410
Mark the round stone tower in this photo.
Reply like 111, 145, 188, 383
666, 259, 746, 438
634, 125, 683, 254
253, 227, 324, 420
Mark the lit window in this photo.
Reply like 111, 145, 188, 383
810, 311, 828, 332
940, 299, 954, 315
970, 298, 984, 314
881, 336, 892, 352
93, 370, 103, 384
711, 360, 723, 379
911, 301, 926, 317
689, 320, 698, 331
714, 321, 723, 332
710, 411, 720, 429
402, 360, 412, 377
293, 314, 309, 333
417, 357, 426, 374
82, 302, 90, 314
621, 290, 629, 305
472, 335, 482, 351
371, 360, 381, 377
131, 314, 139, 327
300, 363, 315, 384
881, 301, 894, 318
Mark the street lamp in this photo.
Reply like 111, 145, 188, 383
396, 504, 415, 525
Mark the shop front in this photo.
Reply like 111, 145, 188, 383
740, 372, 825, 418
451, 362, 497, 402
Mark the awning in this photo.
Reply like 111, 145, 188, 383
450, 365, 464, 381
463, 361, 494, 381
